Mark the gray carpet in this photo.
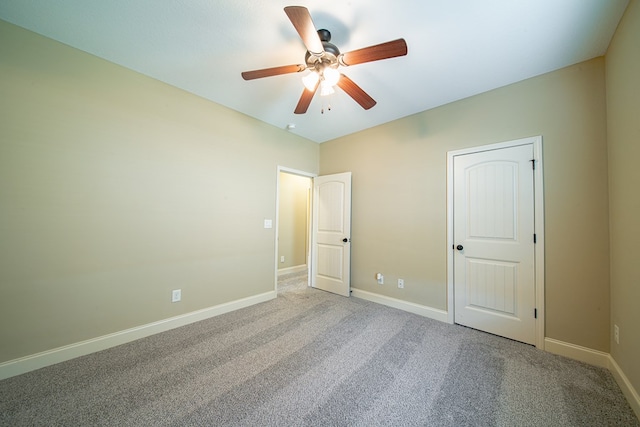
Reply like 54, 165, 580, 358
1, 271, 638, 426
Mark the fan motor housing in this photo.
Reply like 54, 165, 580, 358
305, 29, 340, 69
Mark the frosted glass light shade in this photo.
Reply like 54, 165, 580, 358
323, 67, 340, 86
320, 80, 335, 96
302, 72, 319, 91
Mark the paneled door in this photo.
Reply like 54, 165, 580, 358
453, 144, 536, 344
311, 172, 351, 297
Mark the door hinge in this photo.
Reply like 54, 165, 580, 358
530, 159, 536, 170
534, 308, 538, 319
533, 233, 537, 244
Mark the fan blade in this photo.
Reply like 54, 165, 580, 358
294, 81, 319, 114
241, 64, 306, 80
340, 39, 408, 66
337, 74, 376, 110
284, 6, 324, 56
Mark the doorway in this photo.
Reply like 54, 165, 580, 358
275, 168, 353, 298
447, 136, 545, 348
276, 168, 313, 292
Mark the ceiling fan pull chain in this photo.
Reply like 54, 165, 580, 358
320, 96, 333, 114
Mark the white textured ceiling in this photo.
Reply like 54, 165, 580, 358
0, 0, 629, 143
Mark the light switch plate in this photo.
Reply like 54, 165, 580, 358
264, 219, 273, 229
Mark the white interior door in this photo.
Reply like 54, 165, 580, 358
311, 172, 351, 297
453, 144, 536, 344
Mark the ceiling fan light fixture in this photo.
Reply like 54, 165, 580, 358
323, 66, 340, 87
302, 71, 319, 91
320, 80, 335, 96
303, 65, 340, 96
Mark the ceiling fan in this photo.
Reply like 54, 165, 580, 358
241, 6, 408, 114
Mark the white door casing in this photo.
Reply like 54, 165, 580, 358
312, 172, 352, 297
448, 137, 545, 348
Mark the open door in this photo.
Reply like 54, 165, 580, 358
453, 144, 536, 344
311, 172, 352, 297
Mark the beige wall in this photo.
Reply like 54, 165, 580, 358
278, 172, 311, 270
321, 57, 610, 352
606, 0, 640, 398
0, 20, 319, 363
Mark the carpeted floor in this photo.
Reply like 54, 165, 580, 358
1, 270, 638, 426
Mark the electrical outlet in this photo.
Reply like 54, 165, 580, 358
376, 273, 384, 285
614, 324, 619, 344
398, 279, 404, 289
172, 289, 181, 303
280, 256, 285, 263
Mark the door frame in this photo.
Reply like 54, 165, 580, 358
446, 136, 545, 349
275, 166, 317, 293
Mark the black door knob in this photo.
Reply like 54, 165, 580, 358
343, 238, 349, 243
456, 245, 464, 251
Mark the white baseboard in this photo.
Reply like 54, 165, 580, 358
0, 291, 276, 381
277, 265, 307, 276
543, 337, 610, 368
544, 337, 640, 420
351, 288, 449, 323
609, 355, 640, 420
